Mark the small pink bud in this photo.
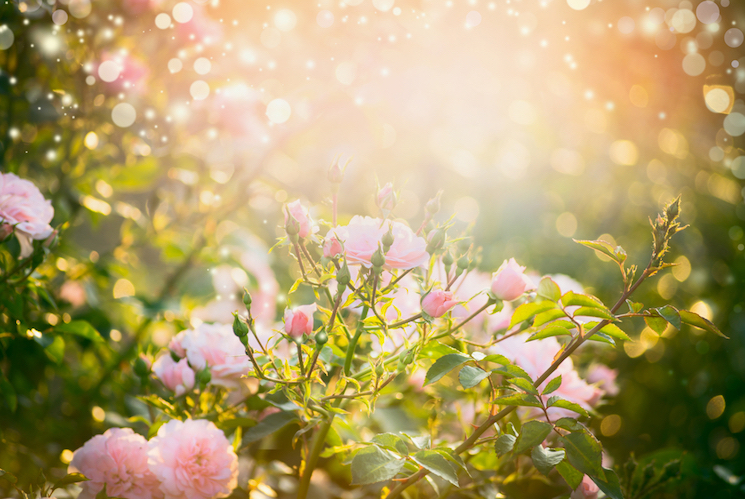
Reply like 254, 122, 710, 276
490, 258, 535, 301
283, 304, 317, 337
421, 289, 458, 318
376, 182, 397, 212
323, 234, 344, 259
284, 200, 315, 239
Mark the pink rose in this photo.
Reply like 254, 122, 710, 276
376, 182, 397, 211
328, 216, 429, 270
168, 330, 188, 358
586, 363, 620, 397
323, 234, 344, 259
147, 419, 238, 499
152, 354, 195, 396
490, 258, 535, 301
284, 200, 315, 239
571, 475, 599, 499
421, 289, 458, 318
181, 323, 252, 389
284, 304, 317, 337
68, 428, 163, 499
0, 172, 54, 258
60, 280, 87, 308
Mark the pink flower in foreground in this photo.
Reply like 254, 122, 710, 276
329, 216, 429, 270
421, 289, 458, 318
152, 355, 195, 396
69, 428, 163, 499
284, 304, 317, 337
181, 323, 252, 389
323, 234, 344, 258
571, 475, 599, 499
284, 200, 315, 239
490, 258, 535, 301
168, 330, 188, 358
0, 172, 54, 258
148, 419, 238, 499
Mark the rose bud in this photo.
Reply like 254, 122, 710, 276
283, 304, 317, 338
376, 182, 397, 212
421, 289, 458, 318
232, 312, 249, 338
323, 234, 344, 259
328, 156, 346, 184
490, 258, 535, 301
284, 200, 315, 239
425, 190, 443, 216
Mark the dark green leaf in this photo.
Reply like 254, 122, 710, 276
527, 327, 573, 342
556, 459, 584, 490
656, 305, 681, 330
424, 354, 469, 386
560, 430, 605, 480
242, 411, 298, 444
459, 365, 491, 389
495, 434, 517, 456
44, 335, 65, 364
372, 433, 409, 456
510, 377, 538, 395
0, 374, 17, 412
531, 445, 566, 476
434, 449, 470, 478
513, 421, 552, 455
590, 468, 624, 499
542, 376, 562, 395
548, 398, 590, 418
510, 301, 557, 328
554, 418, 585, 431
350, 446, 405, 485
537, 277, 561, 302
56, 320, 104, 342
680, 310, 728, 338
493, 365, 533, 381
0, 469, 18, 484
412, 450, 459, 486
644, 314, 668, 335
52, 473, 89, 491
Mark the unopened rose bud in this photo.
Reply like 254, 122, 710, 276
232, 312, 249, 338
666, 197, 680, 220
336, 262, 351, 287
490, 258, 535, 301
426, 229, 445, 254
134, 354, 151, 377
243, 290, 252, 308
284, 304, 317, 338
284, 200, 315, 239
381, 224, 395, 252
442, 251, 454, 270
324, 235, 344, 259
371, 244, 386, 272
457, 237, 472, 253
425, 190, 443, 216
456, 255, 470, 271
197, 366, 212, 386
315, 330, 328, 345
328, 156, 346, 184
376, 182, 397, 212
421, 289, 458, 318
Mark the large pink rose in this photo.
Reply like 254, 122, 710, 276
180, 323, 252, 389
152, 354, 195, 396
68, 428, 163, 499
147, 419, 238, 499
0, 172, 54, 258
328, 216, 429, 270
490, 258, 535, 301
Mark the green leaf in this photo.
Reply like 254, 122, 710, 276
477, 353, 510, 365
495, 434, 517, 456
560, 430, 605, 480
598, 323, 631, 341
656, 305, 681, 330
542, 375, 562, 395
45, 335, 65, 364
52, 473, 89, 491
561, 291, 606, 309
0, 374, 17, 412
574, 239, 622, 263
459, 365, 491, 389
510, 301, 557, 328
513, 421, 552, 455
531, 445, 566, 476
554, 418, 585, 431
537, 277, 561, 302
527, 327, 573, 342
556, 459, 584, 490
424, 354, 469, 386
242, 411, 298, 444
680, 310, 728, 338
411, 450, 459, 486
644, 314, 668, 335
493, 365, 533, 381
573, 307, 615, 321
587, 332, 616, 346
626, 300, 644, 313
0, 469, 18, 484
372, 433, 409, 456
533, 309, 568, 326
494, 393, 543, 408
56, 320, 104, 342
350, 446, 405, 485
510, 377, 538, 395
402, 433, 431, 450
434, 449, 470, 478
547, 398, 590, 418
590, 468, 624, 499
148, 419, 166, 439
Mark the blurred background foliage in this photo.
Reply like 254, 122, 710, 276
0, 0, 744, 497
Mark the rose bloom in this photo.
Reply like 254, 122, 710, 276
490, 258, 535, 301
284, 200, 316, 239
490, 333, 602, 418
571, 475, 599, 499
148, 419, 238, 499
0, 172, 54, 258
323, 234, 344, 259
284, 304, 317, 337
328, 216, 429, 270
181, 323, 252, 389
69, 428, 163, 499
421, 289, 458, 318
152, 354, 195, 396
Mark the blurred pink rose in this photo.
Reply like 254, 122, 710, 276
284, 200, 315, 239
152, 354, 195, 396
69, 428, 163, 499
571, 475, 599, 499
181, 323, 252, 389
490, 258, 535, 301
421, 289, 458, 318
329, 216, 429, 270
147, 419, 238, 499
0, 172, 54, 258
586, 363, 620, 397
284, 304, 317, 337
168, 330, 188, 358
60, 280, 87, 308
323, 234, 344, 259
376, 182, 397, 211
